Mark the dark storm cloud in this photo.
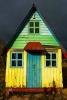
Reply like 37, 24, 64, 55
0, 0, 67, 49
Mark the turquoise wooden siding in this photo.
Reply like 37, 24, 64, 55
20, 24, 28, 35
20, 11, 52, 36
10, 11, 59, 49
27, 51, 41, 88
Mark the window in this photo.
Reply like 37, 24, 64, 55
46, 52, 57, 67
11, 52, 23, 67
29, 21, 39, 33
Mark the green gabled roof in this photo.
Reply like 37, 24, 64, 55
1, 4, 65, 55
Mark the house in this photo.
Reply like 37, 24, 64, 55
2, 4, 64, 96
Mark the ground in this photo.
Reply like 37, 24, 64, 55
0, 67, 67, 100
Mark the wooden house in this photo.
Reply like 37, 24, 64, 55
2, 4, 63, 95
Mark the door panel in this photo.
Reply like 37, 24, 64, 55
27, 51, 41, 88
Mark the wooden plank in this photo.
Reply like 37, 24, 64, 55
46, 68, 49, 87
44, 53, 48, 87
56, 67, 59, 88
45, 68, 48, 87
8, 68, 12, 87
6, 88, 50, 93
50, 68, 53, 87
53, 68, 57, 87
42, 54, 47, 87
14, 68, 17, 87
24, 50, 27, 87
58, 49, 63, 87
19, 68, 23, 87
10, 49, 24, 52
41, 54, 44, 87
47, 68, 51, 87
22, 68, 24, 87
6, 50, 10, 87
54, 49, 63, 88
16, 68, 20, 87
11, 68, 14, 87
15, 36, 57, 41
36, 54, 41, 87
5, 68, 9, 87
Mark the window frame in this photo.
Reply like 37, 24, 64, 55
45, 52, 57, 67
29, 21, 40, 34
10, 52, 23, 68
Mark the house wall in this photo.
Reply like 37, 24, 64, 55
5, 49, 63, 88
5, 11, 63, 88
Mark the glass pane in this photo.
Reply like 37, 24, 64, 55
52, 54, 56, 59
46, 61, 50, 66
12, 60, 16, 66
18, 53, 22, 59
35, 28, 39, 33
30, 28, 34, 33
18, 61, 22, 66
35, 22, 39, 27
52, 61, 56, 66
30, 22, 34, 27
46, 53, 50, 59
12, 53, 16, 59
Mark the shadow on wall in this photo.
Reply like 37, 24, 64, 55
62, 67, 67, 88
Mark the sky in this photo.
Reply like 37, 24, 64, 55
0, 0, 67, 49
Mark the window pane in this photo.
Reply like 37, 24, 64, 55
46, 53, 50, 59
18, 61, 22, 66
18, 53, 22, 59
12, 60, 16, 66
35, 28, 39, 33
52, 61, 56, 66
30, 28, 34, 33
46, 61, 50, 66
30, 22, 34, 27
35, 22, 39, 27
12, 53, 16, 59
52, 54, 56, 59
